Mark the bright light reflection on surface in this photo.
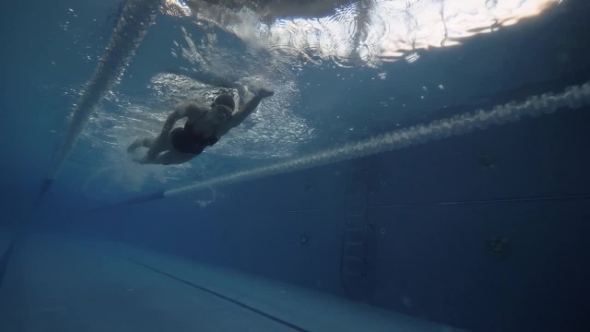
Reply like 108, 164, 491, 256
177, 0, 561, 66
74, 0, 564, 195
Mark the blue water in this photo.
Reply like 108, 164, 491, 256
1, 0, 590, 331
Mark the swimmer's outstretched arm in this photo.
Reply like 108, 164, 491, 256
216, 88, 274, 137
165, 68, 247, 109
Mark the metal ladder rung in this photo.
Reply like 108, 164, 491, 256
346, 213, 365, 217
345, 241, 365, 246
345, 228, 365, 232
343, 255, 364, 261
342, 270, 365, 277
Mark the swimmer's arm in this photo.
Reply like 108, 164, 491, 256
215, 95, 263, 137
216, 89, 273, 137
161, 103, 207, 135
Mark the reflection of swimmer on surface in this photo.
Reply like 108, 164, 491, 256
127, 84, 274, 165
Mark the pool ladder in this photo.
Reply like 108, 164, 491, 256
340, 179, 375, 302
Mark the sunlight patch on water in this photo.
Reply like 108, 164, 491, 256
55, 0, 563, 194
164, 0, 192, 17
181, 0, 561, 67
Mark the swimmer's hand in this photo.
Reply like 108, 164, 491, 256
256, 87, 274, 98
249, 83, 274, 98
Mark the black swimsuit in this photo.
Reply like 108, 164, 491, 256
170, 121, 219, 155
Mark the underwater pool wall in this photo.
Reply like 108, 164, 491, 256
232, 108, 590, 331
94, 96, 590, 332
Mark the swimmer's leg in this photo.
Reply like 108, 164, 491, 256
152, 150, 197, 166
130, 132, 176, 164
127, 137, 166, 164
127, 137, 154, 153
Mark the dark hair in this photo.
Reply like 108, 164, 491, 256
213, 94, 235, 111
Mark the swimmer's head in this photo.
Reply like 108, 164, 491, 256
209, 94, 235, 124
212, 94, 235, 111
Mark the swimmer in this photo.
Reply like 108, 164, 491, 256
127, 85, 274, 165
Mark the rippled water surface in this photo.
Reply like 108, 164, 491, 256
44, 0, 564, 197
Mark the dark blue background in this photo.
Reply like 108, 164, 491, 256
2, 0, 590, 331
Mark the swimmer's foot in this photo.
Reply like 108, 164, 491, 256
127, 142, 140, 154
